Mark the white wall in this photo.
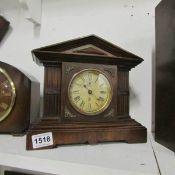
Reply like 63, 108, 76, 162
0, 0, 161, 131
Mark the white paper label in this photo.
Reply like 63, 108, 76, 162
32, 132, 53, 149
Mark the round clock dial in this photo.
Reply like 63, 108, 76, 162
68, 69, 112, 115
0, 68, 16, 122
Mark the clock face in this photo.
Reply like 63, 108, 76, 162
68, 69, 112, 115
0, 68, 16, 122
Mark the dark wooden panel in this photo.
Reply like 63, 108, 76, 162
0, 16, 9, 42
117, 70, 129, 116
43, 94, 59, 116
5, 171, 37, 175
155, 0, 175, 152
43, 65, 61, 117
118, 71, 129, 90
117, 95, 129, 116
44, 66, 61, 89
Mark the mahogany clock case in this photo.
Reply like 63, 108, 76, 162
26, 35, 147, 150
0, 61, 40, 134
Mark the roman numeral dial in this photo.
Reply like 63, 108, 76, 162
68, 69, 112, 115
0, 68, 16, 122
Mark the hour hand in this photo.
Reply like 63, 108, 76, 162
83, 84, 93, 94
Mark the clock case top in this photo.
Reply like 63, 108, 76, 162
32, 35, 143, 68
26, 35, 146, 150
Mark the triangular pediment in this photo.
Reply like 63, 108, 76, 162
61, 44, 114, 56
32, 35, 143, 68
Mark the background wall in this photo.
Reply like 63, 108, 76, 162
0, 0, 161, 131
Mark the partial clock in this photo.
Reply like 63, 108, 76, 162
0, 68, 16, 122
0, 61, 40, 134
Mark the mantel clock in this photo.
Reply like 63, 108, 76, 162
26, 35, 147, 150
0, 61, 40, 134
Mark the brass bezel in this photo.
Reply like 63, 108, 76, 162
68, 69, 113, 116
0, 68, 16, 122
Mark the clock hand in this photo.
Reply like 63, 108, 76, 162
84, 84, 99, 97
84, 84, 101, 99
83, 85, 92, 93
83, 84, 95, 96
83, 84, 89, 89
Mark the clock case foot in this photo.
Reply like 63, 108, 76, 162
26, 118, 147, 150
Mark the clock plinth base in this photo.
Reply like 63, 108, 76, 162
26, 118, 147, 150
